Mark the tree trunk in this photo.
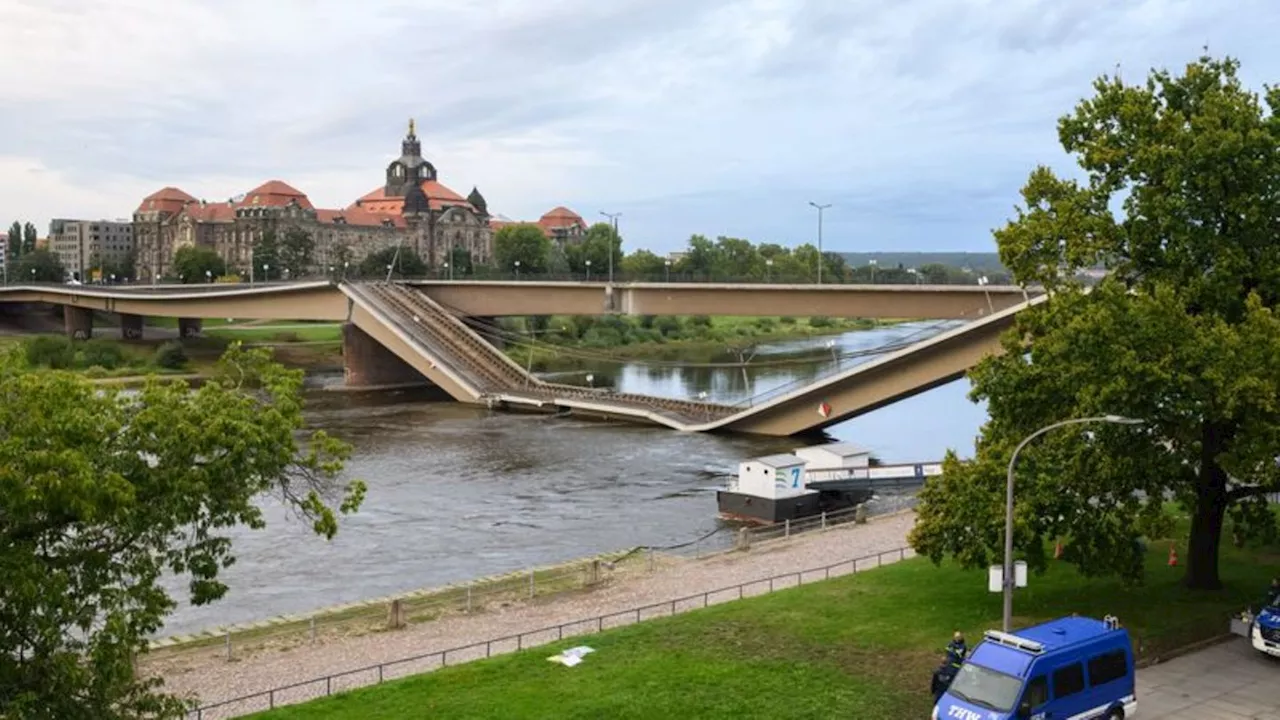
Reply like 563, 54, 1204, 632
1185, 424, 1229, 590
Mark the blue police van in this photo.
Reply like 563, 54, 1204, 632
1251, 602, 1280, 658
933, 615, 1136, 720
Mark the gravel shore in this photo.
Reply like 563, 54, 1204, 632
153, 511, 917, 717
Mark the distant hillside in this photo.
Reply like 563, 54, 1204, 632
837, 252, 1006, 273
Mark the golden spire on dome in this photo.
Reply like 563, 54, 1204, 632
408, 118, 416, 136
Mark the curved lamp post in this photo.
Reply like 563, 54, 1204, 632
1002, 414, 1144, 631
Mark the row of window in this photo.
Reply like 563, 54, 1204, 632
1023, 650, 1128, 707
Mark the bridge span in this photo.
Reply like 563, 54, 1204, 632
0, 279, 1036, 321
0, 280, 1042, 436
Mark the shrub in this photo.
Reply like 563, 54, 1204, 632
79, 340, 125, 370
653, 316, 681, 337
754, 318, 777, 332
83, 365, 108, 379
809, 315, 833, 328
687, 315, 713, 328
779, 316, 796, 325
153, 341, 187, 370
24, 336, 74, 369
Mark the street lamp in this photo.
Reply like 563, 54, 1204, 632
599, 211, 620, 283
514, 260, 521, 280
262, 264, 269, 282
343, 261, 349, 280
664, 259, 671, 282
1000, 414, 1144, 632
444, 261, 452, 280
808, 201, 831, 285
978, 275, 994, 314
766, 258, 774, 283
869, 259, 877, 284
585, 259, 591, 282
205, 269, 212, 283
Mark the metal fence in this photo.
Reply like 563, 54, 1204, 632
186, 543, 917, 719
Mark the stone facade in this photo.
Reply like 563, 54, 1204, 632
133, 121, 495, 281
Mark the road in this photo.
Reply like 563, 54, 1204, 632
1138, 638, 1278, 718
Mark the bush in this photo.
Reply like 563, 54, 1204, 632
687, 315, 713, 328
79, 340, 125, 370
779, 316, 796, 325
809, 315, 833, 328
83, 365, 108, 379
153, 341, 187, 370
754, 318, 777, 332
653, 316, 681, 337
24, 336, 74, 369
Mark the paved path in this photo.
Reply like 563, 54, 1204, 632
1138, 639, 1279, 718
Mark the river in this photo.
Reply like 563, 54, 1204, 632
160, 320, 989, 636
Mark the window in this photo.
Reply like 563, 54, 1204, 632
1087, 650, 1128, 686
1021, 676, 1048, 709
1053, 663, 1085, 698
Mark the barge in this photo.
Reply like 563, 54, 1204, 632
716, 442, 942, 525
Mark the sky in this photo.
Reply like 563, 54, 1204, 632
2, 0, 1278, 255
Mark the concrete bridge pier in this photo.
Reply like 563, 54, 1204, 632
177, 318, 202, 338
64, 306, 93, 340
120, 313, 144, 340
342, 323, 432, 388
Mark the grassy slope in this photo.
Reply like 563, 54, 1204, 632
249, 533, 1278, 719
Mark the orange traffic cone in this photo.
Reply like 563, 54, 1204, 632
1167, 543, 1178, 567
1054, 540, 1063, 560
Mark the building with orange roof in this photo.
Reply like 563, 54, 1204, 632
489, 206, 589, 245
132, 121, 498, 280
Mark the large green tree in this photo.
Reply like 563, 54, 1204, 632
493, 223, 551, 274
21, 222, 37, 254
279, 226, 316, 277
359, 245, 428, 279
15, 249, 65, 282
565, 222, 624, 276
909, 56, 1280, 591
6, 221, 21, 263
171, 246, 226, 283
0, 345, 364, 717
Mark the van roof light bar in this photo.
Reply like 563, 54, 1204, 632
983, 629, 1045, 654
1103, 615, 1121, 630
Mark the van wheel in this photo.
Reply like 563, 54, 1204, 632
1105, 709, 1124, 720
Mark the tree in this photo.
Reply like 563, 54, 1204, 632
6, 221, 21, 263
565, 222, 623, 276
21, 222, 37, 254
493, 223, 551, 274
171, 246, 226, 284
0, 344, 364, 717
279, 226, 315, 277
908, 56, 1280, 591
252, 229, 281, 280
620, 249, 666, 278
359, 246, 428, 279
447, 245, 473, 276
15, 249, 64, 282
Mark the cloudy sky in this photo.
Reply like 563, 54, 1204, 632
2, 0, 1276, 255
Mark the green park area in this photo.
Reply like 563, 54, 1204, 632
249, 519, 1279, 719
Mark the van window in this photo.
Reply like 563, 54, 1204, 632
1023, 676, 1048, 708
1053, 663, 1086, 698
1087, 649, 1128, 686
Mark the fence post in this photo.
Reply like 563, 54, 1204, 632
647, 547, 655, 572
467, 585, 473, 613
224, 631, 231, 661
528, 568, 535, 599
784, 518, 790, 538
310, 617, 316, 645
821, 511, 827, 530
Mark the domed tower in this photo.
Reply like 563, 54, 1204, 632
384, 118, 436, 197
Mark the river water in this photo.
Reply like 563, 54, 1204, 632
160, 321, 989, 636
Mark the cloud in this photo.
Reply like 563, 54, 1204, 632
1, 0, 1277, 253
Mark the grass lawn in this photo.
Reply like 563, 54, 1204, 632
247, 530, 1279, 719
205, 324, 343, 343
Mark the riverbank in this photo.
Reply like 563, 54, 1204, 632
145, 512, 919, 713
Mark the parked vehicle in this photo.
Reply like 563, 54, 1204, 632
932, 615, 1136, 720
1249, 603, 1280, 659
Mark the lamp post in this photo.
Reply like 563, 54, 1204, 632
514, 260, 521, 280
444, 261, 452, 281
1001, 414, 1144, 631
585, 259, 591, 282
599, 211, 620, 283
664, 259, 671, 282
343, 261, 349, 280
869, 259, 877, 284
808, 202, 831, 285
205, 269, 213, 283
978, 275, 994, 314
262, 264, 269, 283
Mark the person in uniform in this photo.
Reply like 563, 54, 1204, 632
945, 631, 968, 667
